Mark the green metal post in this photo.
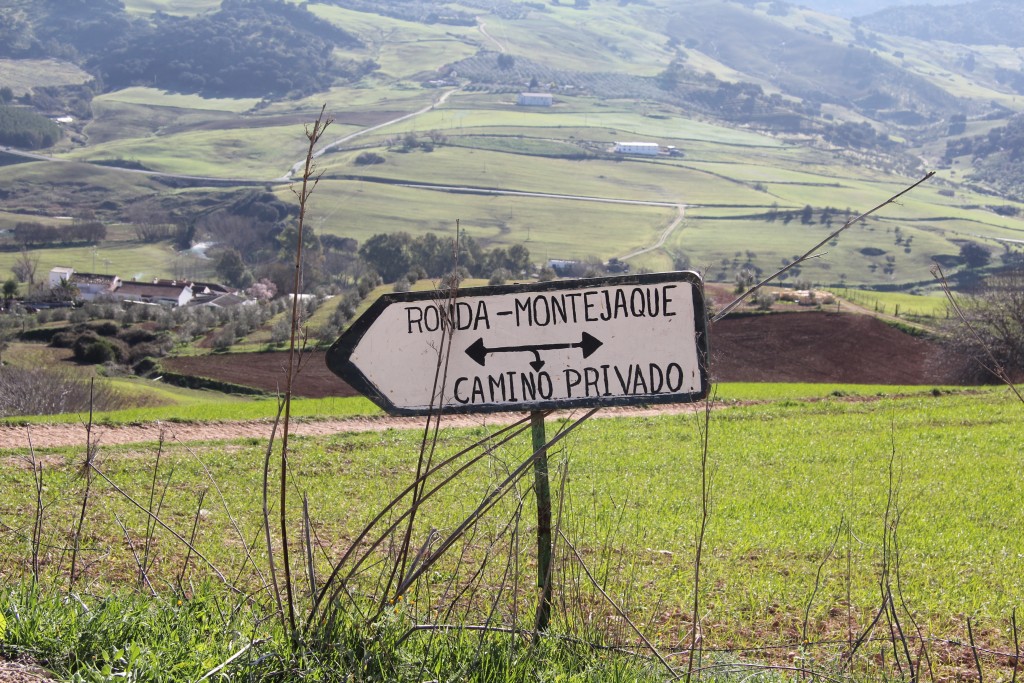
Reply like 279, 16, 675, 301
531, 410, 553, 637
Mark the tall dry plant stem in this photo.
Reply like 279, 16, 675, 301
968, 617, 984, 683
558, 530, 675, 676
713, 171, 935, 322
26, 432, 43, 584
69, 379, 97, 592
1012, 608, 1020, 683
275, 104, 332, 635
140, 433, 170, 591
394, 409, 599, 597
392, 227, 463, 607
685, 392, 713, 683
309, 415, 534, 626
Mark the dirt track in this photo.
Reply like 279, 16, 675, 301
0, 404, 708, 450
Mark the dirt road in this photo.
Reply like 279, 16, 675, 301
0, 404, 706, 451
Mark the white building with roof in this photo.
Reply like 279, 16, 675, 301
613, 141, 661, 155
517, 92, 553, 106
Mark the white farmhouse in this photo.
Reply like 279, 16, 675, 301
517, 92, 553, 106
613, 141, 661, 156
112, 279, 193, 307
48, 266, 76, 289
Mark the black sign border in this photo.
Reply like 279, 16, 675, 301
326, 271, 710, 416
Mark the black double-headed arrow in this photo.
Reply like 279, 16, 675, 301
465, 332, 603, 371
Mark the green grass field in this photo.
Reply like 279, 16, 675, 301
834, 288, 952, 318
96, 86, 262, 113
2, 386, 1020, 680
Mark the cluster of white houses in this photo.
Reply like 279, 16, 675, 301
47, 267, 245, 308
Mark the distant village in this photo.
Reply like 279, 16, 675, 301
27, 266, 248, 311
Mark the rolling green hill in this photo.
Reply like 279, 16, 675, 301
0, 0, 1022, 293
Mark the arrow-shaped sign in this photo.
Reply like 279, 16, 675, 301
466, 332, 603, 371
325, 272, 709, 415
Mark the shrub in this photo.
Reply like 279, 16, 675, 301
354, 152, 385, 165
118, 327, 159, 345
488, 268, 511, 285
0, 367, 135, 417
89, 321, 120, 337
211, 327, 235, 351
74, 336, 128, 365
50, 329, 79, 348
127, 342, 169, 365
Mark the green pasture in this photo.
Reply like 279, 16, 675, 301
665, 212, 962, 287
323, 146, 693, 203
263, 83, 442, 118
394, 100, 787, 148
82, 99, 216, 146
447, 134, 593, 158
834, 288, 951, 318
0, 158, 166, 234
0, 240, 214, 284
468, 3, 673, 76
2, 388, 1021, 661
309, 5, 479, 78
65, 122, 336, 179
97, 87, 262, 113
303, 179, 677, 261
0, 394, 379, 430
0, 58, 91, 97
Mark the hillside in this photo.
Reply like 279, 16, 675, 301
1, 0, 1024, 295
859, 0, 1024, 46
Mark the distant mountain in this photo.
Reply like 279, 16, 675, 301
0, 0, 368, 99
857, 0, 1024, 45
793, 0, 958, 18
663, 2, 959, 125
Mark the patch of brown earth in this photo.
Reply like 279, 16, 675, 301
709, 311, 953, 384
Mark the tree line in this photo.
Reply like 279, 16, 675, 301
0, 104, 62, 149
3, 220, 107, 248
357, 231, 532, 283
204, 191, 532, 294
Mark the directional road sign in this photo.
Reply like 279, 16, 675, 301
326, 272, 709, 415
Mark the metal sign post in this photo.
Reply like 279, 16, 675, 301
326, 272, 710, 635
531, 410, 553, 637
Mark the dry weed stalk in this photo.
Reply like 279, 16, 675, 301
685, 391, 714, 683
273, 104, 334, 634
68, 379, 98, 591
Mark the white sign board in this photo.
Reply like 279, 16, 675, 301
326, 272, 709, 415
